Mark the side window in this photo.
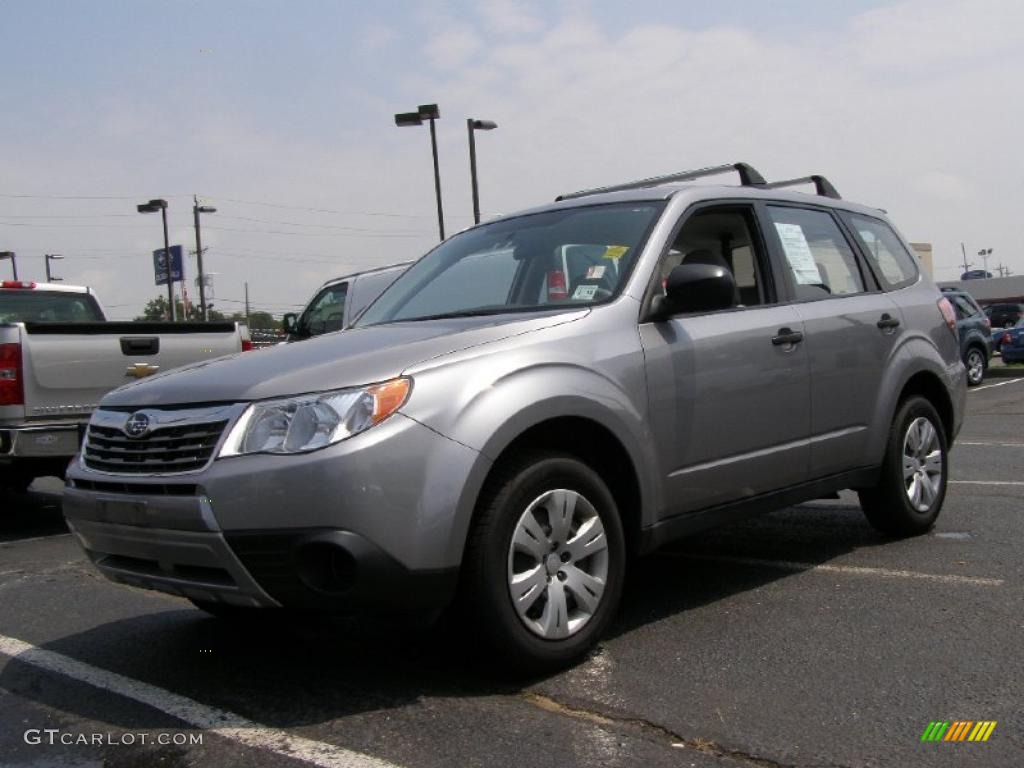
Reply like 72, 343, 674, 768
844, 213, 919, 289
303, 282, 348, 336
949, 294, 978, 320
663, 207, 768, 308
767, 206, 865, 301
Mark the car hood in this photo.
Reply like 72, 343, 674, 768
102, 310, 587, 406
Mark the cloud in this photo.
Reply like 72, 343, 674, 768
424, 24, 484, 69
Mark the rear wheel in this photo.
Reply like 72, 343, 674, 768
461, 454, 625, 673
858, 396, 947, 536
965, 347, 986, 386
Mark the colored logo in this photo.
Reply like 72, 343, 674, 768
921, 721, 997, 742
123, 412, 151, 439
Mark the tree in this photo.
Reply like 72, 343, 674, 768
135, 295, 225, 321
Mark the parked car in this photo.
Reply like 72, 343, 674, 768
984, 303, 1024, 329
0, 280, 251, 491
283, 263, 411, 341
940, 288, 991, 385
960, 269, 993, 280
998, 321, 1024, 364
64, 163, 965, 670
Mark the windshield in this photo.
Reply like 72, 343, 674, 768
0, 290, 104, 323
355, 202, 664, 326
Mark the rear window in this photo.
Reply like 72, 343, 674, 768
0, 290, 104, 323
843, 213, 919, 289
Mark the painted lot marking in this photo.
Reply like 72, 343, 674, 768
0, 634, 399, 768
957, 441, 1024, 448
971, 376, 1024, 392
950, 480, 1024, 486
665, 553, 1003, 586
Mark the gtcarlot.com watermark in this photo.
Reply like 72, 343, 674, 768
24, 729, 202, 746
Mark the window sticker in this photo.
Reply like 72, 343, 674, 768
572, 284, 600, 300
774, 223, 821, 285
603, 245, 629, 260
585, 265, 606, 280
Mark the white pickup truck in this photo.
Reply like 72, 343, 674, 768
0, 280, 251, 491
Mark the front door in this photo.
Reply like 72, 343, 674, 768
640, 204, 811, 516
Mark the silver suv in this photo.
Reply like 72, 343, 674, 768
64, 163, 966, 670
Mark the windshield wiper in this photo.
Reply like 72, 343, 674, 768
391, 306, 528, 323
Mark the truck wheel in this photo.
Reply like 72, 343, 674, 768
858, 396, 947, 536
965, 347, 986, 386
461, 453, 625, 673
0, 469, 33, 493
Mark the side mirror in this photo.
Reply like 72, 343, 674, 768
282, 313, 298, 334
654, 263, 736, 318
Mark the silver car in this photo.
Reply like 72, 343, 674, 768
64, 163, 966, 670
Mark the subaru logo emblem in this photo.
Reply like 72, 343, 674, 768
123, 412, 151, 438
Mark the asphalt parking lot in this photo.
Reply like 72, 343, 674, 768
2, 370, 1022, 768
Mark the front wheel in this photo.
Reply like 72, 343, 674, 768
858, 396, 948, 536
965, 347, 986, 386
461, 454, 626, 673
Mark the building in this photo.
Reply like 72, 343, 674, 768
937, 275, 1024, 305
910, 243, 933, 278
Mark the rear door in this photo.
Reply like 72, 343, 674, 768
760, 204, 904, 477
640, 203, 811, 515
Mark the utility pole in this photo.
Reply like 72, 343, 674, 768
244, 281, 250, 328
996, 263, 1013, 278
193, 196, 216, 321
959, 243, 971, 275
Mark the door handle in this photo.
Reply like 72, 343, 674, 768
772, 327, 804, 346
877, 314, 901, 331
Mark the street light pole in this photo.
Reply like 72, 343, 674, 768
466, 118, 497, 225
137, 199, 175, 321
395, 103, 445, 241
193, 197, 216, 321
0, 251, 17, 280
44, 254, 64, 282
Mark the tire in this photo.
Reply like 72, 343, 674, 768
460, 453, 626, 673
858, 396, 948, 537
965, 346, 986, 386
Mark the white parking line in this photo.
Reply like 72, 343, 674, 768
957, 441, 1024, 448
950, 480, 1024, 486
0, 634, 399, 768
971, 377, 1024, 392
665, 553, 1003, 586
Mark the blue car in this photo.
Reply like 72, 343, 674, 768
999, 322, 1024, 363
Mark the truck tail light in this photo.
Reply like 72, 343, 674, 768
937, 297, 957, 338
547, 270, 568, 301
241, 340, 254, 352
0, 343, 24, 406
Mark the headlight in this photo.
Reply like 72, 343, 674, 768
218, 377, 410, 457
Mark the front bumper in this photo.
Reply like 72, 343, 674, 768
64, 413, 483, 613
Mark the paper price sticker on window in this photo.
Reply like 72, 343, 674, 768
774, 223, 821, 285
603, 245, 629, 260
585, 265, 606, 280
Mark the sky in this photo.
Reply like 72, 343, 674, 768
2, 0, 1023, 319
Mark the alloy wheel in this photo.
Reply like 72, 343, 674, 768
902, 416, 943, 512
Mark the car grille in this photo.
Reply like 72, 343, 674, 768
83, 420, 228, 474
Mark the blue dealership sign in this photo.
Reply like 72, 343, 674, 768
153, 245, 184, 286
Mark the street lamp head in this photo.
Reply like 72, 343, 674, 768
395, 111, 423, 127
0, 251, 14, 259
470, 119, 498, 130
417, 103, 440, 120
137, 203, 159, 213
46, 254, 64, 261
147, 199, 168, 209
196, 205, 217, 214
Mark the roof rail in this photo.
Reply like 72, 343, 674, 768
555, 162, 766, 202
763, 175, 841, 200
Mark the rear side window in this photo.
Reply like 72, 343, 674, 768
949, 294, 979, 320
843, 213, 919, 289
766, 207, 865, 301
